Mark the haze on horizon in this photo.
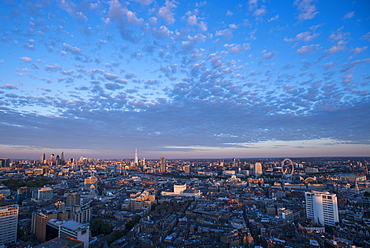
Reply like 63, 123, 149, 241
0, 0, 369, 160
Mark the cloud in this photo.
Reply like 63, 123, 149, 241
352, 46, 368, 55
296, 44, 320, 54
362, 32, 370, 41
20, 57, 32, 62
131, 0, 153, 5
343, 11, 354, 19
226, 43, 250, 54
187, 15, 197, 25
262, 51, 275, 59
254, 5, 266, 17
294, 0, 319, 21
63, 43, 82, 55
152, 25, 173, 39
158, 0, 178, 25
284, 31, 319, 42
45, 64, 62, 72
325, 42, 345, 54
268, 15, 279, 22
248, 0, 258, 11
105, 83, 124, 90
0, 84, 17, 89
215, 29, 233, 40
321, 62, 336, 71
104, 73, 119, 81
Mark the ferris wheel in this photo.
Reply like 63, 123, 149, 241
281, 158, 294, 177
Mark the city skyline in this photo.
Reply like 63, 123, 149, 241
0, 1, 369, 159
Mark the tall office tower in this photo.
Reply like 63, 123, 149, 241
134, 149, 139, 166
50, 154, 55, 166
56, 155, 60, 166
0, 205, 18, 245
160, 157, 166, 173
0, 159, 10, 167
66, 193, 81, 207
254, 162, 263, 177
41, 153, 46, 164
31, 211, 69, 243
17, 187, 31, 204
61, 152, 65, 165
70, 202, 92, 224
305, 191, 339, 226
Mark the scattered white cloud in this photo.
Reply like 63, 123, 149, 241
158, 0, 178, 25
284, 31, 319, 42
294, 0, 319, 21
343, 11, 354, 19
20, 57, 32, 62
296, 44, 320, 54
268, 15, 279, 22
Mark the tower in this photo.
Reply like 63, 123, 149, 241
160, 157, 166, 173
0, 205, 18, 245
50, 154, 55, 166
66, 193, 81, 207
305, 191, 339, 226
134, 149, 139, 166
41, 153, 46, 164
61, 152, 65, 165
254, 162, 263, 177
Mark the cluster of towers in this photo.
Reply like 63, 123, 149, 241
40, 152, 66, 166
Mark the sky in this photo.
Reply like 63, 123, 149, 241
0, 0, 369, 160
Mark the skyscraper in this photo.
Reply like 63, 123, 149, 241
50, 154, 55, 166
134, 149, 139, 166
254, 162, 263, 177
305, 191, 339, 226
160, 157, 166, 173
66, 193, 81, 207
0, 205, 19, 245
41, 153, 46, 164
61, 152, 65, 165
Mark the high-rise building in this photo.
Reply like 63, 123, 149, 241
50, 154, 55, 166
61, 152, 65, 165
66, 193, 81, 207
35, 187, 53, 200
41, 153, 46, 164
31, 210, 69, 243
17, 187, 31, 204
160, 157, 166, 173
0, 158, 10, 167
305, 191, 339, 226
0, 205, 18, 245
134, 149, 139, 166
254, 162, 263, 177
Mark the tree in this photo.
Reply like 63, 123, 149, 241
91, 218, 113, 236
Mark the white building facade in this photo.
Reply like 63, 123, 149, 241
0, 205, 19, 245
305, 191, 339, 226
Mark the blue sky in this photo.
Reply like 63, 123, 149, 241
0, 0, 369, 160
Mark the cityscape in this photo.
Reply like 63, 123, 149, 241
1, 0, 370, 247
0, 153, 370, 247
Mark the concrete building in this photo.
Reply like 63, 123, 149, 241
253, 162, 263, 177
0, 205, 18, 245
305, 191, 339, 226
47, 219, 90, 248
31, 211, 69, 243
66, 193, 81, 207
36, 187, 53, 200
160, 157, 166, 173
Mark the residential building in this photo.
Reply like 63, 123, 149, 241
305, 191, 339, 226
0, 205, 18, 245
